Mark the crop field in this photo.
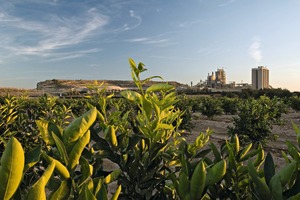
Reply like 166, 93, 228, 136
1, 59, 300, 199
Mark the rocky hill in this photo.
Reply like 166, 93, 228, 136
36, 79, 187, 96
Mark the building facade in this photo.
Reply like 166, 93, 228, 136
252, 66, 269, 90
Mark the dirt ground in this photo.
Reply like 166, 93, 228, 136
185, 109, 300, 168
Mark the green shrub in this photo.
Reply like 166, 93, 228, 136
228, 96, 286, 145
199, 96, 223, 119
289, 95, 300, 111
220, 97, 240, 115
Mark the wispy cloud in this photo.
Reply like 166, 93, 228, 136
249, 37, 262, 62
121, 10, 142, 31
45, 48, 102, 62
148, 55, 196, 61
0, 3, 108, 62
126, 36, 170, 46
197, 46, 221, 56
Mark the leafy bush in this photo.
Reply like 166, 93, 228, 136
228, 96, 286, 145
220, 97, 240, 115
199, 96, 223, 119
289, 95, 300, 111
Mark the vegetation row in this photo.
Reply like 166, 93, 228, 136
1, 59, 300, 199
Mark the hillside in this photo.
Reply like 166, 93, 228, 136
36, 79, 187, 96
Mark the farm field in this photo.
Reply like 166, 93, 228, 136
185, 110, 300, 167
1, 61, 300, 199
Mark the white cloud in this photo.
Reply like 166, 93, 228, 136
126, 37, 148, 42
249, 38, 262, 62
122, 10, 142, 31
0, 6, 108, 61
126, 37, 170, 46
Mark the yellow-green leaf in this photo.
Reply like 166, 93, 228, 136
63, 107, 97, 148
190, 161, 206, 200
146, 84, 174, 93
0, 137, 25, 200
26, 160, 55, 200
42, 153, 70, 179
206, 160, 226, 186
68, 131, 90, 170
104, 169, 121, 184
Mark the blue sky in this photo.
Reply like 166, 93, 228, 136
1, 0, 300, 91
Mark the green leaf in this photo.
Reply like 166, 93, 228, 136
233, 134, 240, 153
194, 149, 211, 159
210, 142, 221, 162
52, 133, 69, 165
68, 131, 90, 171
269, 175, 283, 200
156, 123, 173, 130
278, 161, 296, 186
141, 76, 163, 85
95, 179, 108, 200
24, 145, 41, 171
286, 141, 300, 162
105, 126, 118, 147
79, 157, 92, 184
84, 185, 97, 200
49, 180, 70, 200
253, 144, 264, 167
120, 90, 142, 104
104, 169, 121, 184
239, 145, 261, 162
248, 161, 271, 200
42, 153, 70, 180
128, 58, 139, 78
190, 161, 206, 200
180, 154, 190, 177
111, 185, 122, 200
285, 178, 300, 198
36, 120, 55, 146
292, 122, 300, 147
0, 137, 25, 200
206, 160, 226, 186
26, 160, 55, 200
264, 152, 275, 186
288, 193, 300, 200
138, 62, 146, 71
142, 97, 152, 118
63, 107, 97, 149
178, 172, 190, 199
238, 143, 252, 161
146, 83, 174, 93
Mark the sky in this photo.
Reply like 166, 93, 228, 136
1, 0, 300, 91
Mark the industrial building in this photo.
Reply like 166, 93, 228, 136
252, 66, 269, 90
207, 68, 226, 87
